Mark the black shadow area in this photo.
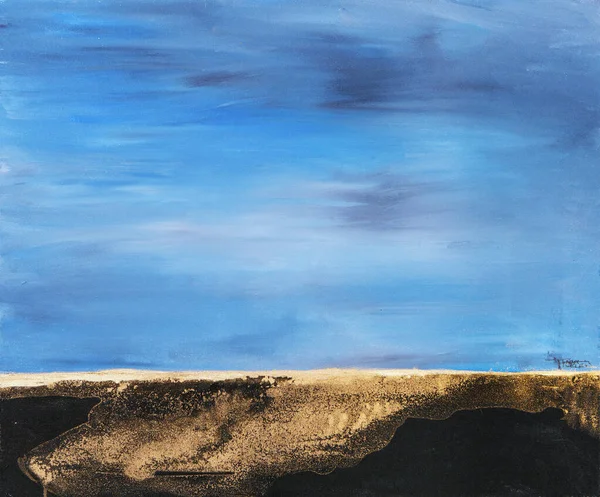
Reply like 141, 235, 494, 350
268, 408, 600, 497
0, 396, 99, 497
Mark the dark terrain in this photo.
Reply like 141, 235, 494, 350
269, 407, 600, 497
0, 397, 100, 497
2, 398, 598, 497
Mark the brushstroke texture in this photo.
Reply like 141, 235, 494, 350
0, 0, 599, 371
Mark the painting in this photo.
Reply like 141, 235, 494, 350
0, 0, 599, 496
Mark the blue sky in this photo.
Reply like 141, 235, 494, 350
1, 0, 599, 371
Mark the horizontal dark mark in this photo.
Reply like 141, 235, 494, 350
154, 471, 234, 477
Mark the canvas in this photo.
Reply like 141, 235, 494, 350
0, 0, 599, 496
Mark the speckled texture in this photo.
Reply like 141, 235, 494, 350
1, 370, 598, 497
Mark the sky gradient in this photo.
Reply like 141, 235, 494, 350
1, 0, 599, 372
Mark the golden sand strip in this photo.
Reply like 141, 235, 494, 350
0, 367, 593, 388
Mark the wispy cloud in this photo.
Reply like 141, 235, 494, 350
1, 0, 599, 371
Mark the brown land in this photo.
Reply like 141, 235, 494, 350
1, 369, 598, 496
